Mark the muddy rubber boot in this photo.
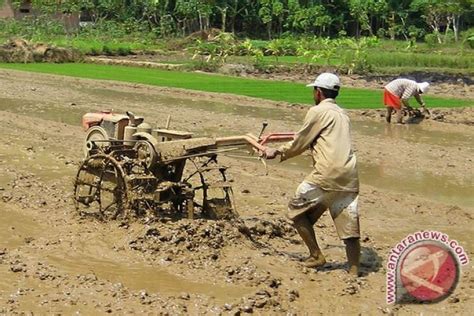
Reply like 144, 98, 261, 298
344, 238, 360, 276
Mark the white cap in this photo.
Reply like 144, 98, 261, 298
417, 82, 430, 94
306, 73, 341, 91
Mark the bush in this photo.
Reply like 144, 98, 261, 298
376, 28, 387, 39
468, 34, 474, 49
408, 26, 425, 40
189, 32, 237, 65
189, 59, 220, 72
0, 16, 65, 41
443, 29, 455, 44
366, 52, 472, 69
460, 28, 474, 49
424, 33, 438, 47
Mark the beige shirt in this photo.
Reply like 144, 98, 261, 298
385, 79, 420, 101
278, 99, 359, 192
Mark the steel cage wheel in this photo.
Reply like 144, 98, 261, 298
74, 154, 129, 220
183, 156, 238, 220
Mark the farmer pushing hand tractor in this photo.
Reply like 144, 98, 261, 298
265, 73, 361, 276
383, 78, 430, 124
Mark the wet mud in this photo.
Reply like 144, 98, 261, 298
0, 69, 473, 314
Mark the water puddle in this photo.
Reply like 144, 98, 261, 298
46, 250, 250, 303
264, 154, 474, 208
352, 120, 473, 148
81, 87, 300, 123
358, 161, 474, 207
0, 97, 85, 125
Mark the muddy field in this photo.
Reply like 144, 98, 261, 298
0, 69, 473, 315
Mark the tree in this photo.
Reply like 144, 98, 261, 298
215, 1, 228, 31
348, 0, 388, 38
411, 0, 449, 43
444, 0, 472, 42
286, 0, 332, 35
258, 0, 284, 39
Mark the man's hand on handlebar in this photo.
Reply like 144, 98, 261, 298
264, 147, 280, 159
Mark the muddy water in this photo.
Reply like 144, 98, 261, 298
358, 161, 474, 207
352, 120, 473, 148
270, 155, 474, 207
0, 97, 85, 126
81, 87, 299, 123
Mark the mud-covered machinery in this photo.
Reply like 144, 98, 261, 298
74, 110, 293, 220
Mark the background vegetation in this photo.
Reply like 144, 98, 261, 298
0, 1, 473, 75
4, 0, 472, 41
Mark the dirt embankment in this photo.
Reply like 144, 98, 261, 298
0, 70, 472, 314
0, 39, 80, 63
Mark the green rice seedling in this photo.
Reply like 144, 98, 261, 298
0, 63, 470, 109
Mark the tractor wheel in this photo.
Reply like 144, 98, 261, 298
83, 126, 109, 157
74, 154, 129, 220
133, 140, 157, 169
183, 155, 238, 220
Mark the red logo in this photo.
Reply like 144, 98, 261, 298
399, 242, 459, 302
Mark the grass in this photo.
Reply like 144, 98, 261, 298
242, 53, 473, 70
242, 38, 474, 72
0, 63, 471, 109
231, 53, 474, 75
366, 51, 473, 69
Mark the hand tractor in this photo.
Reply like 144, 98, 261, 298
74, 110, 293, 221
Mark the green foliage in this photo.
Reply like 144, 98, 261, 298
468, 35, 474, 49
367, 51, 472, 69
0, 15, 65, 41
339, 37, 379, 74
265, 38, 297, 61
285, 1, 331, 34
1, 0, 473, 45
465, 29, 474, 49
190, 32, 236, 65
424, 33, 438, 47
238, 39, 265, 67
1, 0, 472, 74
0, 16, 159, 56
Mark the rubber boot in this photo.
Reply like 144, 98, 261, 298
344, 238, 360, 276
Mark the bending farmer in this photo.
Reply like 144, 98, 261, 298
383, 78, 430, 124
265, 73, 361, 276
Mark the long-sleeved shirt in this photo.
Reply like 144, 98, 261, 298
385, 79, 422, 102
278, 98, 359, 192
